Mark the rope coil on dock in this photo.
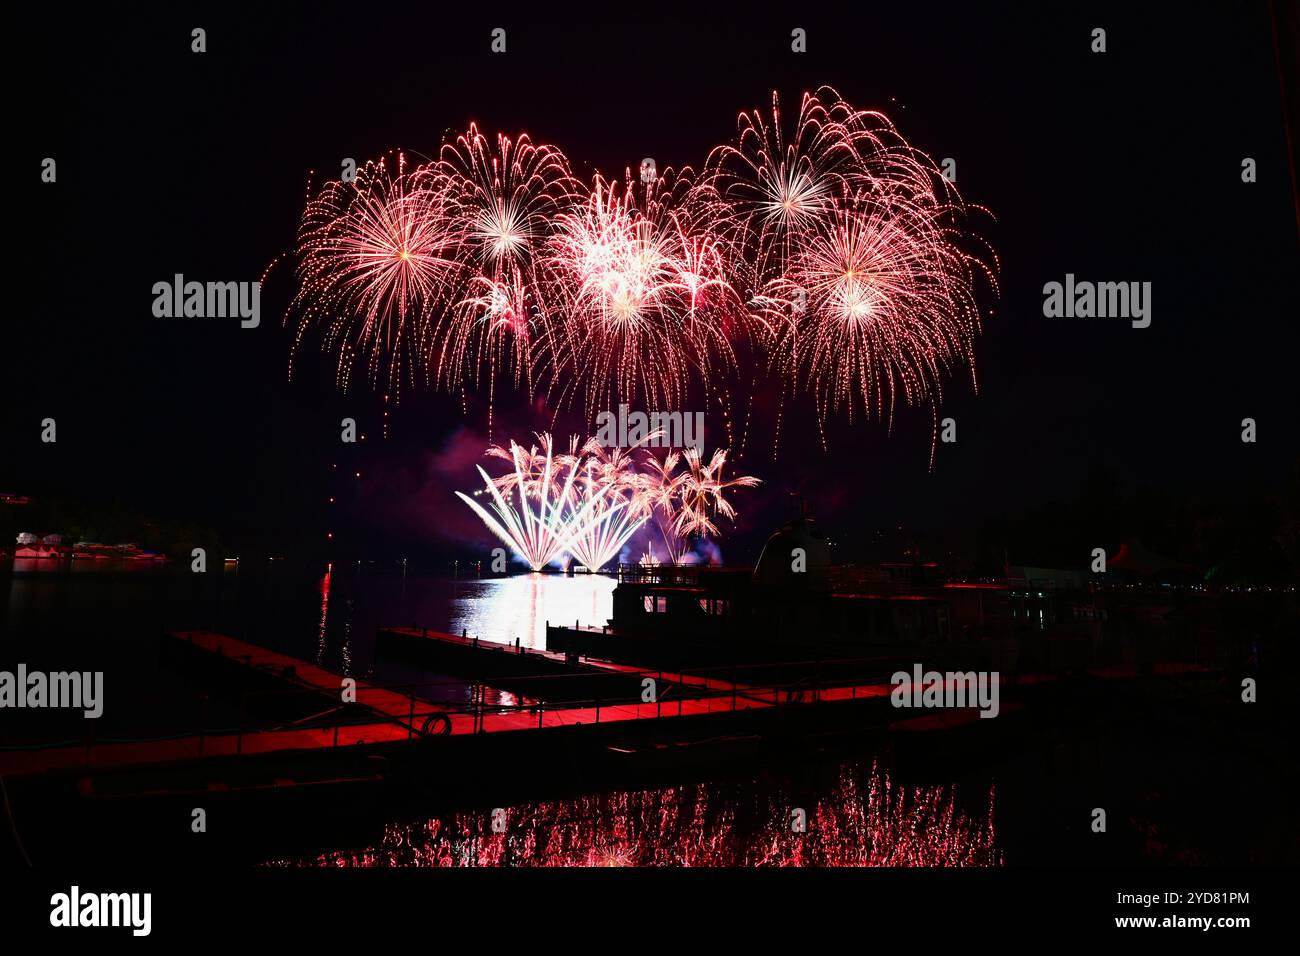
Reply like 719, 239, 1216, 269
420, 713, 452, 736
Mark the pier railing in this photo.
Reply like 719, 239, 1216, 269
0, 652, 896, 775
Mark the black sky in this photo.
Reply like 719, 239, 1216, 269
7, 2, 1299, 567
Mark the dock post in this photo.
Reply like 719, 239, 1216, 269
538, 704, 544, 729
407, 695, 415, 740
595, 701, 600, 724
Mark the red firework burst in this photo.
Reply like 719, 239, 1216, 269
284, 90, 996, 459
289, 152, 458, 397
428, 126, 581, 413
706, 87, 997, 453
539, 169, 750, 420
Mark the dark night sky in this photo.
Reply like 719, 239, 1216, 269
7, 2, 1299, 568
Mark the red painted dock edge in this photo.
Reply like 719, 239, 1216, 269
0, 630, 899, 779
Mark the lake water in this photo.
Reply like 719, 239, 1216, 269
1, 561, 617, 743
3, 561, 614, 674
5, 561, 1268, 866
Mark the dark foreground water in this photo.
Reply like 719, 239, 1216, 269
4, 562, 1008, 867
4, 562, 1294, 866
2, 561, 618, 755
4, 560, 613, 671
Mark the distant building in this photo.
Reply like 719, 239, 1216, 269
1007, 565, 1086, 590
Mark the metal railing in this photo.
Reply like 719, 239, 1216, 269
2, 650, 897, 771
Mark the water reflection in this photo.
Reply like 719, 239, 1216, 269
448, 573, 616, 650
4, 563, 615, 666
315, 564, 332, 666
286, 762, 1001, 867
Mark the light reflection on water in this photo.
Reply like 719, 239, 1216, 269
282, 762, 1002, 868
445, 573, 616, 650
4, 563, 616, 665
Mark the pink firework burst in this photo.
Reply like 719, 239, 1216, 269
282, 91, 997, 461
707, 87, 996, 455
289, 152, 458, 397
540, 170, 750, 420
768, 194, 988, 435
429, 126, 581, 421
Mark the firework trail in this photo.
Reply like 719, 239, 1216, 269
673, 447, 762, 540
562, 439, 650, 572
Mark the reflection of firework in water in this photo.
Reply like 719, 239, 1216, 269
288, 762, 1002, 867
285, 90, 995, 454
455, 430, 759, 571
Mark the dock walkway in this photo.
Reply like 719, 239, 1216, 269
0, 630, 900, 780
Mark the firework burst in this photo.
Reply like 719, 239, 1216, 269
707, 87, 996, 454
456, 431, 758, 570
285, 90, 996, 460
767, 194, 986, 435
289, 152, 458, 397
562, 439, 650, 572
456, 434, 597, 571
538, 170, 750, 420
428, 127, 581, 423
